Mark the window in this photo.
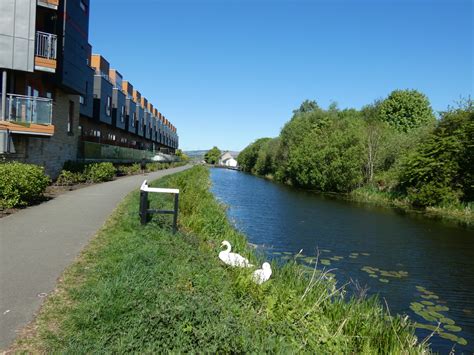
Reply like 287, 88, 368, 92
67, 101, 74, 134
121, 106, 125, 123
80, 82, 88, 105
80, 0, 87, 12
105, 96, 111, 116
132, 112, 136, 127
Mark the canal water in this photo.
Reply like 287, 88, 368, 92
210, 168, 474, 353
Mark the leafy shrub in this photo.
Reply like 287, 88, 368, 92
406, 183, 460, 208
56, 170, 87, 186
146, 163, 160, 172
399, 104, 473, 207
117, 164, 141, 176
238, 138, 272, 173
0, 162, 51, 208
86, 163, 116, 183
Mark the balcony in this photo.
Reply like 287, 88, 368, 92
0, 94, 54, 136
37, 0, 59, 10
35, 31, 58, 73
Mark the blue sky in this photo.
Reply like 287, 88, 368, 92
89, 0, 473, 151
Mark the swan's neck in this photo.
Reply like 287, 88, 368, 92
224, 243, 231, 252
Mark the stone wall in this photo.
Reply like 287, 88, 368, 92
4, 89, 80, 179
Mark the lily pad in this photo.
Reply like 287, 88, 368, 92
439, 332, 460, 342
321, 259, 331, 266
421, 301, 434, 306
416, 311, 437, 322
426, 311, 444, 320
369, 274, 378, 278
440, 317, 455, 325
361, 266, 382, 276
414, 323, 439, 332
410, 302, 424, 312
421, 294, 439, 300
457, 337, 468, 346
444, 325, 462, 332
361, 252, 370, 256
349, 255, 358, 259
321, 249, 331, 253
379, 278, 389, 283
427, 305, 449, 313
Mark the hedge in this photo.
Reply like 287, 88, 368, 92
0, 162, 51, 208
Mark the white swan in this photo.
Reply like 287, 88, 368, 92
219, 240, 253, 267
252, 262, 272, 284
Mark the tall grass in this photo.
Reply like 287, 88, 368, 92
13, 166, 429, 353
350, 185, 473, 227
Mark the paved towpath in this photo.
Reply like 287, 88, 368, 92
0, 165, 191, 349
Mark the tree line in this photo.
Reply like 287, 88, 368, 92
238, 90, 473, 210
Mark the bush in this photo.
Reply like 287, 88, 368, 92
0, 162, 51, 208
56, 170, 87, 186
117, 163, 141, 176
86, 163, 116, 183
146, 163, 160, 172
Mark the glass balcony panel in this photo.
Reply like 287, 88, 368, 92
3, 94, 53, 125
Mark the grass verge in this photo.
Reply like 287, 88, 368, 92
350, 186, 473, 227
11, 166, 429, 353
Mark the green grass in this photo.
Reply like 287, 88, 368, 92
350, 186, 473, 227
13, 166, 429, 353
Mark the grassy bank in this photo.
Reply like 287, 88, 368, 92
12, 166, 428, 353
350, 186, 474, 227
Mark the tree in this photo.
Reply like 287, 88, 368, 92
175, 149, 190, 162
237, 138, 271, 172
292, 99, 319, 115
379, 90, 435, 132
204, 146, 221, 165
398, 101, 474, 207
361, 101, 395, 183
284, 109, 364, 192
254, 138, 280, 176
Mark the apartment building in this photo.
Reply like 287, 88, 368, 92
0, 0, 179, 178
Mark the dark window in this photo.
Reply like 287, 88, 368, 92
105, 96, 111, 116
80, 0, 87, 12
80, 81, 88, 105
121, 106, 125, 122
67, 100, 74, 134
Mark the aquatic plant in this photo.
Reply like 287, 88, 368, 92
410, 285, 467, 347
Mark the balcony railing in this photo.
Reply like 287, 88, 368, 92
0, 94, 53, 125
35, 31, 57, 60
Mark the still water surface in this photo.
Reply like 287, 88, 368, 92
210, 168, 474, 353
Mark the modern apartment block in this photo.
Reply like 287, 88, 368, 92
0, 0, 179, 178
